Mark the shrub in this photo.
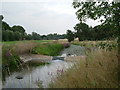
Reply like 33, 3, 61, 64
2, 45, 21, 72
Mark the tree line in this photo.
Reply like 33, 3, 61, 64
1, 1, 118, 43
66, 22, 116, 42
66, 1, 119, 42
1, 15, 66, 41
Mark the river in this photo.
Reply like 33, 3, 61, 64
2, 45, 86, 88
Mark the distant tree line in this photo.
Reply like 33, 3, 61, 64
0, 15, 116, 42
1, 15, 66, 41
66, 22, 116, 42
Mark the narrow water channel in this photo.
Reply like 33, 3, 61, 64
2, 45, 86, 88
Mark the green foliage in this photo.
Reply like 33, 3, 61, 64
72, 2, 120, 39
66, 30, 74, 42
32, 32, 42, 40
42, 33, 66, 40
0, 15, 4, 20
72, 2, 120, 41
97, 42, 118, 51
74, 22, 90, 41
25, 34, 33, 40
72, 41, 118, 52
27, 61, 50, 67
2, 21, 11, 31
32, 43, 64, 56
2, 20, 26, 41
2, 45, 21, 71
73, 22, 116, 41
12, 25, 25, 34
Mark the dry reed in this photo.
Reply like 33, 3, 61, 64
50, 48, 118, 88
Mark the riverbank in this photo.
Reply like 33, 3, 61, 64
19, 45, 87, 64
2, 40, 69, 73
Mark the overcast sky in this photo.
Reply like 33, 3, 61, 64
1, 0, 101, 35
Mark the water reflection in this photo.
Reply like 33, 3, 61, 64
3, 60, 73, 88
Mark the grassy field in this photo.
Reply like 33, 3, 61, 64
2, 40, 52, 45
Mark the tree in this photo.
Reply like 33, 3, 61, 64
8, 31, 15, 41
25, 34, 33, 40
41, 35, 47, 40
66, 30, 74, 42
74, 22, 90, 41
72, 1, 120, 39
11, 25, 26, 40
14, 31, 22, 40
0, 15, 3, 41
72, 1, 120, 85
12, 25, 25, 33
0, 15, 4, 21
2, 30, 8, 41
32, 32, 41, 40
2, 21, 11, 31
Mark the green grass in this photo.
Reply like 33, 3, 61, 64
2, 40, 52, 45
32, 43, 64, 56
32, 40, 52, 43
26, 61, 50, 67
2, 41, 19, 44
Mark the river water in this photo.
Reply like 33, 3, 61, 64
3, 60, 73, 88
2, 45, 85, 88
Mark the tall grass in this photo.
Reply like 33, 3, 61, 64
49, 48, 118, 88
14, 41, 37, 54
2, 41, 37, 73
